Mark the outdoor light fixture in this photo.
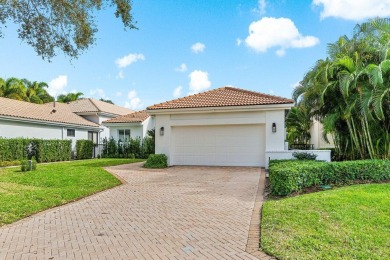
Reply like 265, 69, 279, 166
160, 127, 165, 136
272, 123, 277, 133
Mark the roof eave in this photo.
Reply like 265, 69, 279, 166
0, 115, 100, 129
146, 103, 294, 115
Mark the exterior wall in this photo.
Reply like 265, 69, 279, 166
310, 120, 335, 149
0, 119, 89, 150
154, 110, 287, 166
265, 150, 331, 168
79, 114, 112, 143
106, 117, 155, 142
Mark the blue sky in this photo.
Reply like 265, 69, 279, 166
1, 0, 389, 110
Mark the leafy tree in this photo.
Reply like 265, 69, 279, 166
286, 106, 312, 146
294, 18, 390, 160
0, 0, 137, 60
22, 79, 54, 104
99, 98, 114, 104
57, 92, 84, 103
0, 77, 27, 101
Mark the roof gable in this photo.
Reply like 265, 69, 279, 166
147, 86, 294, 110
0, 97, 99, 127
68, 98, 133, 115
103, 110, 149, 124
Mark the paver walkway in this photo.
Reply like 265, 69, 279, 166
0, 163, 270, 259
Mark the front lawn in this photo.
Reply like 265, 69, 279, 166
0, 158, 144, 226
261, 183, 390, 259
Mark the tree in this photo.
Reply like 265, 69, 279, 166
99, 98, 114, 104
22, 79, 54, 104
0, 77, 27, 101
57, 92, 84, 103
0, 1, 137, 60
286, 106, 312, 146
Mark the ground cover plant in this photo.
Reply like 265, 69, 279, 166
0, 158, 143, 226
144, 154, 168, 168
261, 183, 390, 259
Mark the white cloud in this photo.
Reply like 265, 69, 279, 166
116, 70, 125, 79
173, 86, 182, 97
89, 88, 106, 99
252, 0, 267, 15
245, 17, 319, 56
124, 90, 142, 110
48, 75, 68, 97
191, 42, 206, 53
236, 38, 242, 46
188, 70, 211, 94
175, 63, 187, 72
313, 0, 390, 21
115, 53, 145, 68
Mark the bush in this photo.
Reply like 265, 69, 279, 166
269, 160, 390, 196
76, 140, 94, 159
144, 154, 168, 168
0, 138, 71, 163
292, 151, 318, 160
20, 159, 37, 172
0, 160, 22, 167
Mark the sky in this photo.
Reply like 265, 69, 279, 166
1, 0, 390, 110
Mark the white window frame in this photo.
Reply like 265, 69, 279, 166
118, 129, 131, 142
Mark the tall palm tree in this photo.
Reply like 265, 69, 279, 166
0, 77, 27, 101
22, 79, 54, 104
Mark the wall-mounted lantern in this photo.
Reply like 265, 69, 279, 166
272, 123, 277, 133
160, 127, 165, 136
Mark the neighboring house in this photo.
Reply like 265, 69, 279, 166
67, 98, 133, 143
147, 86, 294, 167
310, 119, 335, 149
0, 97, 100, 151
102, 110, 154, 141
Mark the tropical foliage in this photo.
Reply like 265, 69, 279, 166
294, 18, 390, 160
286, 106, 312, 145
0, 77, 54, 103
57, 92, 84, 103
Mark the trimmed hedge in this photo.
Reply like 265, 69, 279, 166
76, 140, 94, 160
269, 160, 390, 196
144, 154, 168, 168
0, 137, 71, 163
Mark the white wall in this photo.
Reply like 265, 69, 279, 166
310, 120, 335, 149
265, 150, 331, 168
154, 110, 287, 166
0, 119, 90, 150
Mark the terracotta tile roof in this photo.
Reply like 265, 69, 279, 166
0, 97, 99, 127
68, 98, 133, 115
147, 86, 294, 110
103, 110, 149, 124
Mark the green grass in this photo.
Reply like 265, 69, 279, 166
0, 158, 144, 226
261, 183, 390, 260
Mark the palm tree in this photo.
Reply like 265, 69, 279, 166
22, 79, 54, 104
57, 92, 84, 103
0, 77, 27, 101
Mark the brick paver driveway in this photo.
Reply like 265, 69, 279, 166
0, 163, 268, 260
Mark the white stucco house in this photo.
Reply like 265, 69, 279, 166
102, 110, 154, 141
310, 119, 335, 149
0, 97, 133, 155
146, 86, 295, 167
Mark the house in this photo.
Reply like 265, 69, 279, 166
0, 97, 133, 155
66, 98, 133, 143
146, 86, 294, 167
102, 110, 154, 141
0, 97, 100, 151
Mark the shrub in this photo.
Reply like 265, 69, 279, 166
76, 140, 94, 159
292, 151, 318, 160
144, 154, 168, 168
20, 159, 37, 172
269, 160, 390, 196
0, 160, 21, 167
0, 138, 71, 163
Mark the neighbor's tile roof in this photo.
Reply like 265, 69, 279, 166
147, 86, 294, 110
103, 110, 149, 124
0, 97, 99, 127
68, 98, 133, 115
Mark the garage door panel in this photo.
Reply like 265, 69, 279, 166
171, 125, 265, 166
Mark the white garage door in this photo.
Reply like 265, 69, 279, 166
171, 124, 265, 166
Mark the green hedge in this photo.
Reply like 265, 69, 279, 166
76, 140, 94, 160
144, 154, 168, 168
269, 160, 390, 196
0, 137, 71, 163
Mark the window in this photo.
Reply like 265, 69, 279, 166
88, 131, 98, 144
118, 129, 130, 142
67, 129, 75, 137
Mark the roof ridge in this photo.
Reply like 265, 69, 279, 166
224, 86, 292, 101
87, 98, 102, 112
